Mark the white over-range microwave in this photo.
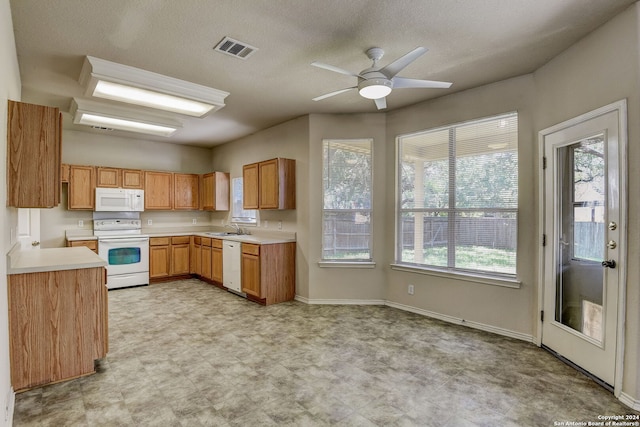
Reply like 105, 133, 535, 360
95, 188, 144, 212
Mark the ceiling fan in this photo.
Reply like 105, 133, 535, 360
311, 47, 452, 110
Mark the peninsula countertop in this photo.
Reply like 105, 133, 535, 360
7, 246, 107, 274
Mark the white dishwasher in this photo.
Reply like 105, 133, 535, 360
223, 240, 243, 295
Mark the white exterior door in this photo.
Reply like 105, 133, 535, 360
17, 208, 40, 250
540, 101, 626, 389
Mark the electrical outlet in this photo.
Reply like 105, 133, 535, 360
278, 220, 282, 230
78, 219, 83, 228
147, 219, 152, 226
192, 218, 197, 224
408, 284, 415, 295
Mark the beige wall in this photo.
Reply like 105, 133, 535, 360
533, 2, 640, 404
210, 116, 310, 296
384, 74, 538, 338
307, 113, 388, 301
1, 0, 21, 424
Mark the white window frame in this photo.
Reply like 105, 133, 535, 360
394, 112, 518, 281
320, 138, 374, 265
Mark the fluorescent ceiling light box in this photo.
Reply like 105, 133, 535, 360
79, 56, 229, 117
70, 98, 182, 137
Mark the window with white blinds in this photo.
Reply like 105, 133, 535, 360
397, 112, 518, 276
323, 139, 372, 261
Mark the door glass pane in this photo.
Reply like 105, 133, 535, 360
108, 247, 141, 265
555, 136, 605, 342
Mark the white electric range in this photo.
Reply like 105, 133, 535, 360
93, 212, 149, 289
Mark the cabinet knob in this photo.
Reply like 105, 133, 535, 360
31, 241, 40, 247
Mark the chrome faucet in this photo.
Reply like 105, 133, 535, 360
226, 223, 242, 234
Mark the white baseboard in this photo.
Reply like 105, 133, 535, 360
618, 392, 640, 411
294, 295, 533, 342
385, 301, 534, 342
3, 388, 14, 427
295, 295, 385, 305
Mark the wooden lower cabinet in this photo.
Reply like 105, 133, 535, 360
149, 237, 170, 279
211, 239, 223, 283
150, 236, 192, 281
190, 236, 202, 276
8, 267, 108, 391
170, 236, 190, 275
241, 242, 295, 305
201, 238, 212, 281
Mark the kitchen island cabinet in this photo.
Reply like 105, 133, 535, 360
7, 247, 107, 392
7, 100, 62, 208
241, 242, 295, 305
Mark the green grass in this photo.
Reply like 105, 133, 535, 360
402, 245, 515, 274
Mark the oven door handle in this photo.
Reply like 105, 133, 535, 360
99, 238, 149, 244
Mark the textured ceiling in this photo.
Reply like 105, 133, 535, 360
9, 0, 636, 147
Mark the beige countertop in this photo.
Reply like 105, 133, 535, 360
8, 246, 107, 274
66, 228, 296, 245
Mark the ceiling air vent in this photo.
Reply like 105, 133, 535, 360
214, 36, 258, 60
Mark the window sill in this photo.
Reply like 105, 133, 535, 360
318, 261, 376, 269
389, 264, 521, 289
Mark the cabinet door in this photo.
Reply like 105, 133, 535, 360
202, 172, 230, 211
96, 167, 121, 188
145, 171, 173, 210
68, 165, 95, 210
201, 173, 214, 210
61, 164, 70, 183
171, 244, 190, 275
258, 159, 279, 209
241, 252, 261, 297
121, 169, 144, 189
201, 245, 212, 280
174, 173, 199, 210
149, 245, 170, 278
211, 247, 223, 283
243, 163, 259, 209
7, 101, 61, 208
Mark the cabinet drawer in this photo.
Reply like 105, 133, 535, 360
201, 237, 212, 247
150, 237, 170, 246
171, 236, 190, 245
211, 239, 223, 249
69, 240, 98, 251
242, 243, 260, 256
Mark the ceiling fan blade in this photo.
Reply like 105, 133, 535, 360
311, 61, 362, 78
392, 77, 452, 89
374, 97, 387, 110
379, 47, 428, 78
312, 87, 357, 101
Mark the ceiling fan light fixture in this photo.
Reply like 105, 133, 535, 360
358, 79, 392, 99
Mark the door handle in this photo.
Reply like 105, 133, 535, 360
601, 260, 616, 269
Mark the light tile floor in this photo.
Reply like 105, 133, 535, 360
12, 279, 637, 426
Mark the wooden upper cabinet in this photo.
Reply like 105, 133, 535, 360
202, 171, 230, 211
242, 163, 259, 209
61, 164, 70, 183
174, 173, 199, 210
68, 165, 95, 210
7, 100, 62, 208
243, 158, 295, 210
121, 169, 144, 189
145, 171, 173, 210
96, 167, 121, 188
